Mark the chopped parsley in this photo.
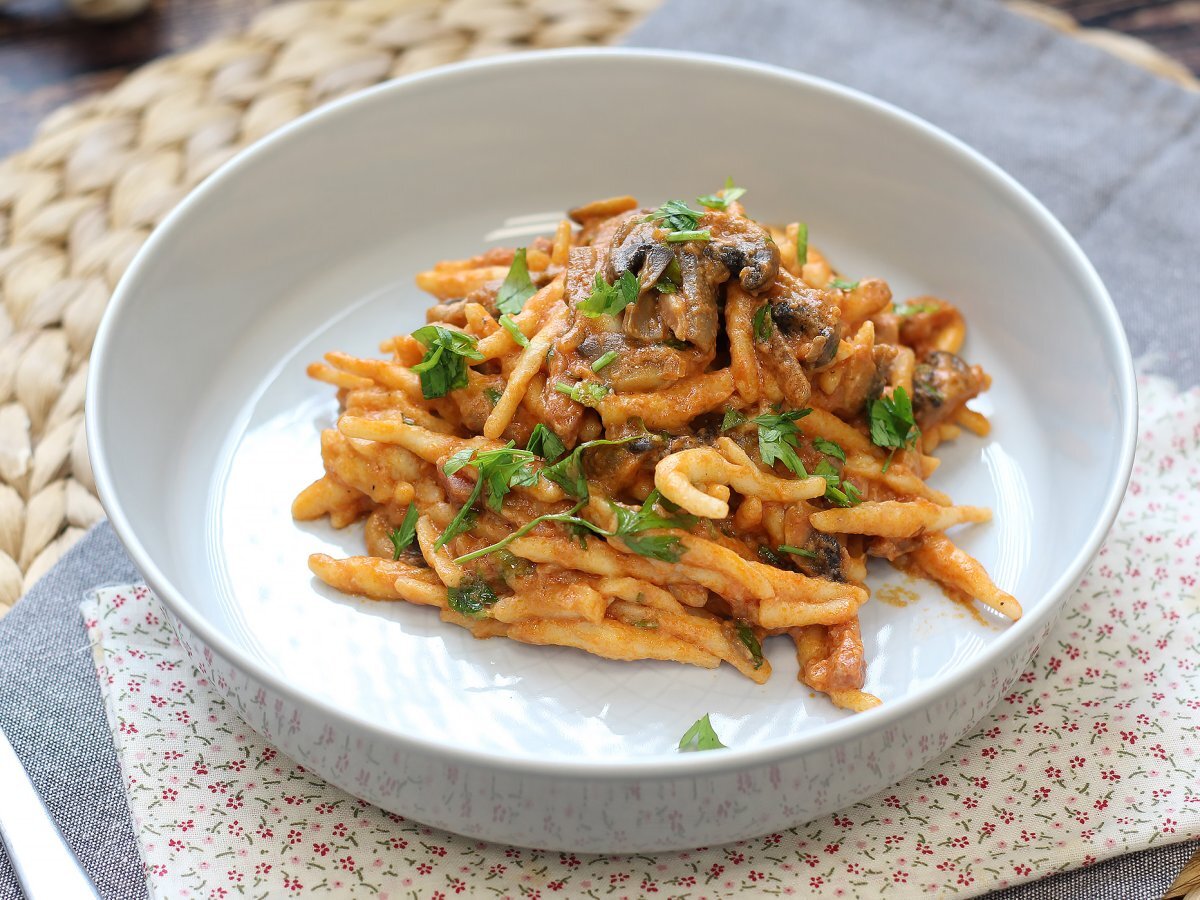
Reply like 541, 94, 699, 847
541, 436, 638, 500
665, 229, 711, 243
721, 408, 746, 431
452, 500, 609, 565
758, 545, 785, 567
609, 489, 697, 563
525, 423, 566, 462
656, 257, 682, 294
752, 304, 773, 341
554, 380, 610, 407
813, 437, 846, 461
591, 350, 619, 373
868, 386, 921, 472
751, 408, 812, 477
434, 443, 539, 549
645, 199, 704, 233
495, 248, 537, 315
446, 578, 499, 618
828, 278, 860, 292
678, 713, 727, 752
795, 222, 809, 267
410, 325, 483, 399
814, 458, 863, 507
483, 387, 502, 406
387, 503, 419, 559
778, 544, 818, 559
498, 313, 528, 347
578, 270, 639, 318
696, 177, 746, 211
895, 300, 940, 317
734, 621, 764, 669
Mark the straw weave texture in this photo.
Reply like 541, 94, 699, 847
0, 0, 1193, 615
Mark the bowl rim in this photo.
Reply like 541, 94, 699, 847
86, 46, 1138, 779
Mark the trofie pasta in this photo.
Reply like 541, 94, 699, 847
293, 186, 1021, 715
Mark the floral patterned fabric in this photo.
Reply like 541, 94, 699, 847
82, 375, 1200, 899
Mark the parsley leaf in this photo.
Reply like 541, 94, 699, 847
813, 437, 846, 462
495, 248, 537, 315
721, 409, 746, 431
541, 436, 638, 500
665, 229, 711, 243
387, 503, 419, 559
868, 386, 921, 472
609, 489, 696, 563
498, 313, 528, 347
868, 384, 921, 465
796, 222, 809, 267
483, 387, 502, 406
525, 424, 566, 462
752, 304, 773, 341
434, 444, 538, 549
678, 713, 727, 752
656, 256, 682, 294
645, 199, 704, 233
697, 177, 747, 211
828, 278, 860, 292
591, 350, 619, 372
410, 325, 484, 399
451, 501, 610, 565
758, 545, 785, 567
554, 380, 610, 407
578, 270, 639, 318
734, 621, 764, 670
813, 456, 863, 507
894, 300, 940, 317
446, 578, 499, 618
751, 409, 812, 477
778, 544, 819, 559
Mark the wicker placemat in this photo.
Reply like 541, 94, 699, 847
0, 0, 1193, 618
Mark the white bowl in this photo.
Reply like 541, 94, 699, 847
87, 49, 1136, 852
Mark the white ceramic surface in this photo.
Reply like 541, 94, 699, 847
86, 49, 1136, 852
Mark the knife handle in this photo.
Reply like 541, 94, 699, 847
0, 726, 101, 900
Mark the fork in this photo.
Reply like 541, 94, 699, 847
0, 725, 101, 899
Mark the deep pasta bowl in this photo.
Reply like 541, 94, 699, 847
87, 49, 1136, 852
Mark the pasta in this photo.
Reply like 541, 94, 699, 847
294, 186, 1021, 713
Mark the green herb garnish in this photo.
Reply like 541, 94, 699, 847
696, 177, 746, 211
752, 304, 773, 341
828, 278, 860, 292
498, 313, 528, 347
813, 437, 846, 462
495, 248, 537, 315
645, 199, 704, 233
868, 386, 921, 473
410, 325, 483, 399
778, 544, 819, 559
609, 489, 696, 563
678, 713, 727, 752
814, 458, 862, 507
895, 301, 940, 317
796, 222, 808, 267
734, 621, 764, 670
387, 503, 419, 559
525, 423, 567, 462
446, 578, 499, 618
656, 256, 682, 294
434, 443, 539, 549
591, 350, 619, 373
758, 545, 785, 567
665, 229, 711, 243
721, 409, 746, 431
751, 408, 812, 477
483, 387, 502, 406
578, 270, 639, 318
452, 501, 609, 565
541, 436, 638, 500
554, 380, 610, 407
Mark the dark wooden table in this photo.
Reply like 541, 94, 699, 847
0, 0, 1198, 158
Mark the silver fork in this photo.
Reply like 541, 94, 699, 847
0, 725, 101, 899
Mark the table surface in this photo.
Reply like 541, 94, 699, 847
0, 0, 1197, 897
0, 0, 1198, 158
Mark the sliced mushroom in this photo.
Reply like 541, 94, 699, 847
703, 213, 780, 293
605, 219, 675, 295
767, 270, 844, 369
659, 246, 726, 353
911, 350, 988, 429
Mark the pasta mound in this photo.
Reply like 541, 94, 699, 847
294, 189, 1020, 713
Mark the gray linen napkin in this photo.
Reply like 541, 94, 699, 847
2, 1, 1198, 898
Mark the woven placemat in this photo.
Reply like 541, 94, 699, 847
0, 0, 1194, 617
